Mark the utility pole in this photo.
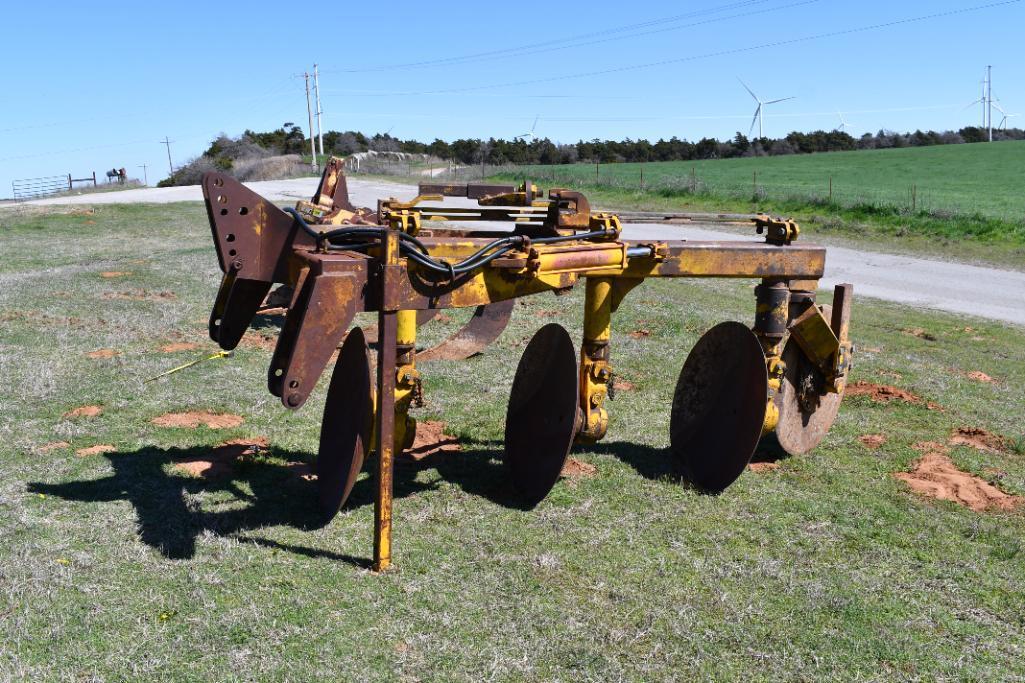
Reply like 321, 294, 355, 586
160, 137, 174, 174
313, 63, 324, 156
304, 72, 317, 170
987, 65, 993, 142
139, 164, 148, 186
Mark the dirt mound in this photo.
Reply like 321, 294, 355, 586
63, 405, 102, 419
949, 427, 1007, 454
99, 271, 132, 278
748, 461, 780, 473
902, 327, 937, 341
76, 444, 115, 457
239, 332, 277, 351
965, 371, 996, 383
172, 437, 269, 477
37, 441, 70, 453
151, 411, 244, 429
85, 349, 119, 359
628, 329, 651, 339
895, 453, 1020, 512
859, 434, 886, 449
159, 342, 199, 353
561, 457, 597, 478
845, 381, 921, 404
402, 421, 461, 461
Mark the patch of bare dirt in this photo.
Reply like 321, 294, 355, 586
912, 441, 949, 455
85, 348, 119, 359
63, 405, 102, 419
172, 437, 269, 478
902, 327, 937, 341
895, 453, 1021, 512
101, 289, 177, 302
36, 441, 70, 453
561, 457, 597, 478
965, 371, 996, 383
949, 427, 1007, 454
76, 444, 115, 457
99, 271, 131, 278
628, 329, 651, 339
434, 312, 453, 323
151, 411, 244, 429
748, 461, 780, 473
159, 342, 199, 353
859, 434, 887, 449
613, 378, 636, 392
401, 421, 461, 461
535, 310, 560, 318
845, 381, 921, 405
239, 332, 278, 351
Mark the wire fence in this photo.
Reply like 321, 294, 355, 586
11, 175, 71, 200
348, 161, 1022, 222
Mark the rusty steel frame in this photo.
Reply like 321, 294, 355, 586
200, 161, 853, 570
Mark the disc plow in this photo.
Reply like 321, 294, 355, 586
203, 158, 853, 571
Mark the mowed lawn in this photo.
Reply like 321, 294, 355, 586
1, 203, 1024, 681
513, 140, 1025, 220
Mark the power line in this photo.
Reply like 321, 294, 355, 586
338, 0, 1021, 97
324, 0, 803, 74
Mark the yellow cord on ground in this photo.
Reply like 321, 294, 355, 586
144, 350, 233, 384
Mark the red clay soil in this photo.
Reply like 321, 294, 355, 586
99, 271, 132, 278
965, 371, 996, 383
159, 342, 199, 353
895, 452, 1021, 512
151, 411, 244, 429
37, 441, 70, 453
172, 437, 269, 478
561, 457, 597, 478
239, 332, 278, 351
614, 379, 636, 392
912, 441, 949, 454
85, 348, 119, 359
859, 434, 887, 449
628, 329, 651, 339
949, 427, 1007, 454
76, 444, 115, 457
902, 327, 938, 341
63, 405, 103, 419
401, 421, 461, 461
101, 290, 177, 302
845, 381, 921, 405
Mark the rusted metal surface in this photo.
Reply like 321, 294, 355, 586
670, 322, 769, 492
504, 324, 580, 506
198, 157, 855, 568
417, 301, 515, 362
317, 327, 373, 519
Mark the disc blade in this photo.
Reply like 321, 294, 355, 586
774, 306, 845, 456
317, 326, 374, 520
670, 321, 768, 492
504, 323, 580, 506
418, 300, 515, 362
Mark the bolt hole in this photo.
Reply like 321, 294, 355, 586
219, 208, 228, 216
214, 318, 221, 326
274, 369, 284, 377
228, 249, 237, 256
226, 234, 235, 242
288, 380, 299, 389
238, 206, 249, 216
213, 178, 224, 187
217, 195, 227, 204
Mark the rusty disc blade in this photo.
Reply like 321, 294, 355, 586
418, 300, 515, 362
775, 306, 845, 456
504, 323, 580, 507
317, 326, 374, 520
670, 321, 768, 492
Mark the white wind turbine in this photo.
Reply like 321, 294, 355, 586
739, 78, 794, 138
835, 111, 848, 132
992, 99, 1019, 130
515, 115, 540, 142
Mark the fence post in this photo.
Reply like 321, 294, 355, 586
829, 176, 833, 203
67, 174, 72, 190
691, 166, 696, 191
753, 170, 757, 197
640, 166, 644, 190
912, 184, 917, 212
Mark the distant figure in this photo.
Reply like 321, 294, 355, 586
118, 167, 126, 184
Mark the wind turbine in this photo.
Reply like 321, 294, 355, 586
739, 78, 794, 138
835, 111, 848, 132
515, 115, 540, 142
992, 99, 1019, 130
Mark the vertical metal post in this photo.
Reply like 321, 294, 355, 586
313, 64, 325, 156
304, 72, 317, 170
67, 174, 72, 191
373, 231, 400, 573
91, 171, 96, 187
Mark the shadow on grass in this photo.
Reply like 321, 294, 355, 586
26, 441, 528, 564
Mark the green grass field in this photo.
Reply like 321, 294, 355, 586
2, 203, 1025, 680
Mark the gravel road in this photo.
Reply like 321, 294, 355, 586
12, 177, 1025, 326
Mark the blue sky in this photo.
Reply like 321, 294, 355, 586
1, 0, 1021, 194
